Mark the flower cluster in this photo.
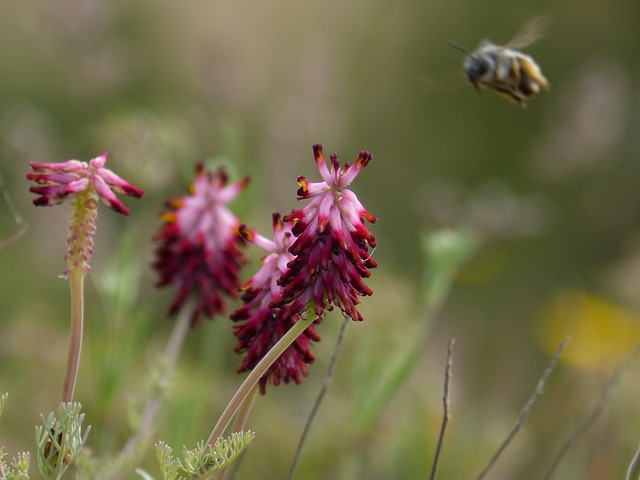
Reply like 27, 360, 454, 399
153, 163, 249, 327
277, 144, 377, 322
231, 214, 321, 393
232, 145, 376, 392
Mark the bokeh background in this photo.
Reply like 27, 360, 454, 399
1, 0, 640, 478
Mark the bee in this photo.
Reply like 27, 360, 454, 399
452, 17, 550, 107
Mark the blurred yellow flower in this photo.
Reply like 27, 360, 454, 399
538, 290, 640, 370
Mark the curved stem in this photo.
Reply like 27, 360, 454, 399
206, 317, 313, 448
214, 384, 259, 480
61, 267, 84, 403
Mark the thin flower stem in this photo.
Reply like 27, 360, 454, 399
215, 384, 259, 480
0, 170, 28, 252
429, 338, 455, 480
0, 223, 28, 251
627, 443, 640, 480
476, 336, 570, 480
116, 306, 192, 462
206, 317, 314, 448
542, 347, 639, 480
61, 267, 84, 403
354, 239, 471, 434
287, 316, 350, 480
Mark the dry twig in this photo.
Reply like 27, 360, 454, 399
429, 338, 455, 480
476, 336, 571, 480
542, 347, 639, 479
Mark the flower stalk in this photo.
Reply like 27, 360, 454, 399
61, 266, 85, 404
60, 190, 98, 403
206, 316, 314, 448
27, 153, 144, 403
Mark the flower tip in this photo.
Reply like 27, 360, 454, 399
90, 152, 109, 169
32, 197, 54, 207
238, 224, 254, 242
124, 184, 145, 199
312, 144, 324, 164
356, 150, 373, 167
271, 211, 282, 227
106, 199, 131, 216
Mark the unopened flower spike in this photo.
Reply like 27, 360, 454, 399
231, 213, 321, 393
277, 144, 377, 323
153, 162, 249, 327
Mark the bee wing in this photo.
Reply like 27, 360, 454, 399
505, 16, 548, 50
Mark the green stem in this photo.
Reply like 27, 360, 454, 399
61, 267, 84, 403
353, 271, 451, 433
206, 317, 313, 447
116, 305, 191, 466
213, 385, 259, 480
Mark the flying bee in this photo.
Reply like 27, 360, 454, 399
452, 17, 550, 107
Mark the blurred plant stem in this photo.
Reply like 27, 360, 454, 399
111, 304, 192, 479
0, 170, 28, 252
287, 316, 350, 480
205, 316, 314, 450
627, 443, 640, 480
477, 336, 570, 480
542, 347, 639, 479
61, 266, 84, 404
352, 229, 479, 434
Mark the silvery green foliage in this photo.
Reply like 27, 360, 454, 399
35, 403, 90, 480
156, 431, 255, 480
1, 394, 31, 480
0, 451, 31, 480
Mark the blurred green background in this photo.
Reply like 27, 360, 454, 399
2, 0, 640, 478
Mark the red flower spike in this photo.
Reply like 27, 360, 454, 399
231, 213, 322, 394
277, 144, 377, 324
153, 163, 249, 327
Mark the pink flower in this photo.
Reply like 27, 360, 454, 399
27, 152, 144, 274
277, 144, 377, 322
153, 163, 249, 327
27, 152, 144, 215
231, 213, 321, 394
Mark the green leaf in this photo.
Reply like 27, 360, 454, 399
155, 442, 185, 480
35, 403, 89, 480
156, 432, 255, 480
